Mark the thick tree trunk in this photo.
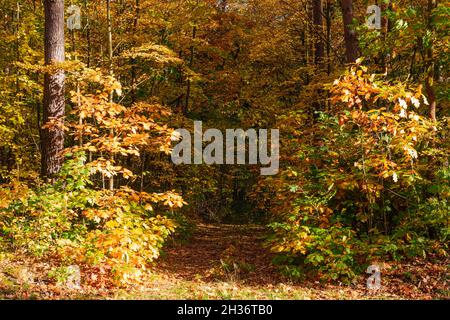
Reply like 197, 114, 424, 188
313, 0, 324, 65
41, 0, 65, 179
340, 0, 359, 63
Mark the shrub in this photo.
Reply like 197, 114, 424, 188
0, 154, 182, 286
261, 64, 449, 282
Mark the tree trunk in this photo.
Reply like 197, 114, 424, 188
325, 0, 332, 74
340, 0, 359, 63
184, 24, 196, 115
131, 0, 140, 103
41, 0, 65, 179
107, 0, 113, 78
84, 0, 91, 68
107, 0, 115, 190
313, 0, 324, 65
425, 0, 437, 122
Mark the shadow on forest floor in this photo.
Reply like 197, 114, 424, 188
155, 223, 281, 285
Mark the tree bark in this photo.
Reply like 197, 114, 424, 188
325, 0, 332, 74
131, 0, 140, 103
184, 25, 196, 115
313, 0, 324, 65
41, 0, 65, 179
425, 0, 437, 122
340, 0, 359, 63
107, 0, 115, 190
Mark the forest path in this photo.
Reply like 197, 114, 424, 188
128, 222, 442, 300
130, 222, 315, 299
154, 223, 281, 285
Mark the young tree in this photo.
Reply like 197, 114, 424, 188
41, 0, 65, 178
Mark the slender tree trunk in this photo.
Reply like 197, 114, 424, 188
84, 0, 91, 68
184, 24, 196, 114
304, 2, 311, 83
184, 0, 198, 115
107, 0, 113, 79
381, 0, 392, 33
340, 0, 359, 63
107, 0, 114, 190
381, 0, 392, 75
325, 0, 332, 74
425, 0, 437, 122
15, 2, 20, 93
41, 0, 65, 179
131, 0, 140, 103
313, 0, 324, 65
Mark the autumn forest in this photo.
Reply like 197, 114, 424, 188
0, 0, 448, 300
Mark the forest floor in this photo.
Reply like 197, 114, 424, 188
0, 223, 448, 300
